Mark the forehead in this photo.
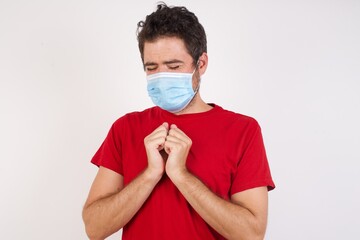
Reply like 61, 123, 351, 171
143, 36, 192, 63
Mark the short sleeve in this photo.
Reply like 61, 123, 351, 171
91, 119, 124, 175
230, 123, 275, 195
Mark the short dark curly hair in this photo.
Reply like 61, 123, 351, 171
137, 3, 207, 66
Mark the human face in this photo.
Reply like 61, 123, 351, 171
143, 37, 196, 76
143, 36, 209, 114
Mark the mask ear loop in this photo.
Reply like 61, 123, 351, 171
193, 60, 201, 94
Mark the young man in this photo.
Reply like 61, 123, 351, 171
82, 3, 275, 240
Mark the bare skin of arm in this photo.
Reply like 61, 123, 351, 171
164, 124, 269, 240
82, 123, 169, 240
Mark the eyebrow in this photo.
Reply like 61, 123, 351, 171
164, 59, 184, 65
144, 59, 185, 67
144, 62, 157, 67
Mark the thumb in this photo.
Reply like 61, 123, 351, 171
162, 122, 169, 131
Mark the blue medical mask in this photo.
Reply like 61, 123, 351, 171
146, 67, 200, 113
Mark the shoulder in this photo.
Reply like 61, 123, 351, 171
112, 107, 159, 124
214, 104, 261, 130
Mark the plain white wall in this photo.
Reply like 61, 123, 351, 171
1, 0, 359, 239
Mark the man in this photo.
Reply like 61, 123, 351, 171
82, 3, 275, 240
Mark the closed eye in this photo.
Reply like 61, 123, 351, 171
146, 66, 157, 71
168, 65, 180, 70
144, 63, 158, 72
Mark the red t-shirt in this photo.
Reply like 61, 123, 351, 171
91, 104, 275, 239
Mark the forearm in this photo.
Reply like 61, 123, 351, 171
83, 169, 161, 239
169, 171, 265, 240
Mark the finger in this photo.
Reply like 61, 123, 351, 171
150, 129, 167, 140
167, 128, 191, 145
164, 139, 191, 157
165, 135, 184, 144
162, 122, 169, 130
168, 125, 186, 136
145, 124, 169, 149
147, 123, 169, 142
164, 136, 189, 152
164, 138, 178, 154
146, 130, 167, 144
151, 122, 169, 136
145, 136, 166, 150
164, 144, 171, 155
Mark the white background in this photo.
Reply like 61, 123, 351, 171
1, 0, 359, 239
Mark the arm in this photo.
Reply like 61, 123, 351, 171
82, 166, 162, 240
170, 171, 268, 240
164, 124, 269, 240
82, 123, 169, 239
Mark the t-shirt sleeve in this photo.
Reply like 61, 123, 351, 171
230, 121, 275, 195
91, 119, 124, 175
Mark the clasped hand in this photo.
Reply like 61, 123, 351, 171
144, 122, 192, 180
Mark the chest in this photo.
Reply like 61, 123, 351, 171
121, 123, 241, 199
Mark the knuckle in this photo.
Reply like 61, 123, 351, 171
180, 142, 187, 148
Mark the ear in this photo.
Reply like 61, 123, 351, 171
198, 52, 208, 76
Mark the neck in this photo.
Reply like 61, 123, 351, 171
174, 94, 212, 115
